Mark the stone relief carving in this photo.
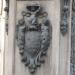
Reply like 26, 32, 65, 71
60, 0, 70, 35
4, 0, 9, 35
71, 0, 75, 75
16, 3, 51, 73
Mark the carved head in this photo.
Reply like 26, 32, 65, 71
21, 3, 48, 27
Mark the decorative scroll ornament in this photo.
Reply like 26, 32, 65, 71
60, 0, 70, 35
16, 3, 50, 73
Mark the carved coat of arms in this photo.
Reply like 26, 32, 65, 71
16, 3, 51, 73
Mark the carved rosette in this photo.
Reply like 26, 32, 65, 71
16, 3, 51, 73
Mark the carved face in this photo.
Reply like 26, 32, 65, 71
22, 5, 48, 27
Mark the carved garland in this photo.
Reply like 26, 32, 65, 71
60, 0, 70, 35
4, 0, 9, 34
71, 0, 75, 75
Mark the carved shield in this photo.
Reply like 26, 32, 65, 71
16, 3, 50, 73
